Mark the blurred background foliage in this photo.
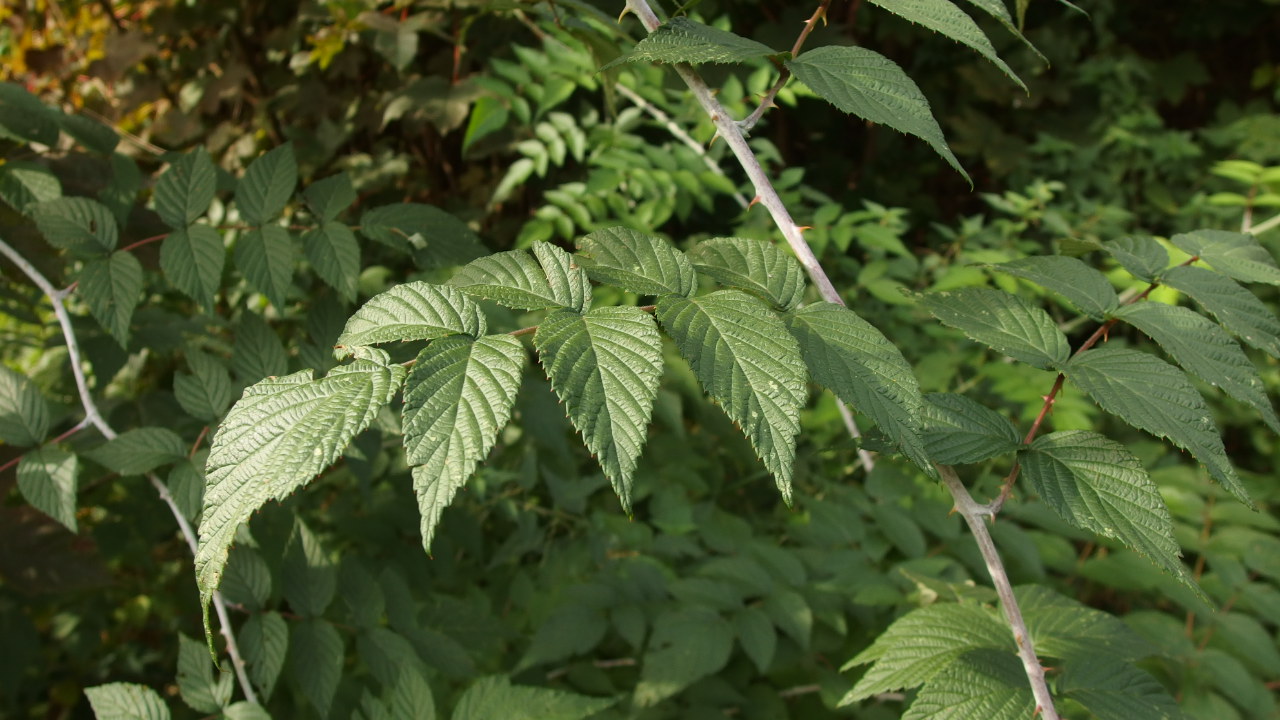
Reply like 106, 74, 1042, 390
2, 0, 1280, 718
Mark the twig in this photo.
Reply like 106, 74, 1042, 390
1249, 211, 1280, 236
0, 237, 259, 707
739, 1, 831, 133
623, 2, 1058, 715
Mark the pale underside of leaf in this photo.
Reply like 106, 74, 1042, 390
603, 17, 778, 68
690, 237, 806, 310
920, 287, 1069, 369
575, 227, 697, 297
336, 282, 486, 351
866, 0, 1026, 90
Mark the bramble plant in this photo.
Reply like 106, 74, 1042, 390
2, 0, 1279, 719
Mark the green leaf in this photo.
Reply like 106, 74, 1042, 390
0, 160, 62, 214
763, 588, 812, 649
1161, 265, 1280, 358
87, 427, 187, 475
463, 95, 509, 156
992, 256, 1118, 320
33, 196, 118, 256
402, 335, 524, 550
17, 447, 79, 532
336, 282, 486, 351
0, 364, 50, 446
236, 144, 297, 225
921, 392, 1022, 464
689, 237, 806, 310
901, 649, 1035, 720
1114, 301, 1280, 433
282, 519, 337, 617
221, 547, 272, 610
234, 225, 295, 310
79, 250, 142, 346
960, 0, 1048, 64
303, 173, 356, 222
359, 203, 486, 267
155, 148, 217, 228
786, 302, 932, 474
604, 17, 777, 68
287, 619, 344, 718
240, 612, 288, 701
1016, 586, 1158, 662
453, 675, 616, 720
222, 702, 273, 720
535, 307, 663, 511
386, 667, 436, 720
177, 634, 232, 713
166, 460, 204, 523
196, 358, 404, 638
841, 603, 1011, 701
734, 607, 777, 673
0, 82, 60, 145
787, 46, 969, 183
56, 113, 119, 154
1020, 431, 1194, 589
1105, 236, 1168, 281
866, 0, 1025, 90
1171, 229, 1280, 286
1063, 347, 1248, 505
518, 604, 609, 671
1060, 658, 1186, 720
448, 243, 590, 311
575, 227, 697, 297
635, 607, 735, 707
160, 224, 224, 311
920, 287, 1069, 369
232, 313, 289, 382
304, 222, 360, 302
658, 291, 807, 501
84, 682, 171, 720
175, 350, 233, 421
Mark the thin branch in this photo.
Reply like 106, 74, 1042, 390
1249, 210, 1280, 236
0, 237, 259, 707
623, 2, 1058, 715
0, 417, 92, 475
740, 1, 831, 133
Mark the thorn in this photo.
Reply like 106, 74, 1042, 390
947, 506, 959, 517
796, 225, 813, 233
748, 195, 762, 209
617, 6, 632, 22
708, 131, 722, 148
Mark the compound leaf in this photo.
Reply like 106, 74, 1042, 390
234, 225, 295, 310
1064, 347, 1248, 505
901, 649, 1034, 720
920, 287, 1069, 369
1171, 229, 1280, 286
575, 227, 697, 297
787, 45, 968, 183
690, 237, 806, 310
403, 335, 524, 550
155, 148, 216, 229
604, 17, 777, 68
0, 364, 50, 446
236, 144, 296, 226
86, 427, 186, 475
992, 256, 1118, 321
303, 172, 356, 222
160, 224, 224, 311
453, 675, 616, 720
786, 302, 931, 473
921, 392, 1022, 464
196, 357, 404, 641
658, 291, 807, 502
304, 221, 360, 302
1114, 301, 1280, 433
17, 447, 78, 532
1020, 431, 1195, 590
1105, 236, 1168, 281
84, 683, 171, 720
635, 608, 735, 707
534, 307, 663, 511
337, 282, 485, 351
34, 196, 118, 257
1160, 265, 1280, 358
867, 0, 1025, 90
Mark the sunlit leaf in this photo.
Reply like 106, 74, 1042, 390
155, 148, 217, 229
337, 282, 485, 351
575, 227, 697, 297
161, 224, 224, 311
690, 237, 806, 310
604, 17, 778, 68
236, 144, 297, 225
17, 447, 78, 531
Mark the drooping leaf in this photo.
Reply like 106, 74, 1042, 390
176, 634, 232, 713
196, 358, 404, 639
734, 607, 777, 674
1105, 236, 1168, 282
336, 282, 485, 351
992, 256, 1118, 321
604, 17, 777, 68
919, 287, 1069, 369
359, 203, 486, 266
56, 113, 119, 154
34, 196, 118, 257
786, 302, 931, 473
160, 224, 224, 311
1016, 586, 1157, 662
236, 144, 297, 226
282, 519, 337, 618
0, 364, 50, 446
1064, 347, 1248, 504
449, 243, 590, 311
841, 603, 1011, 702
534, 307, 663, 511
452, 675, 616, 720
787, 45, 969, 182
287, 619, 344, 718
866, 0, 1025, 89
689, 237, 806, 310
84, 683, 171, 720
0, 82, 60, 146
240, 611, 288, 701
1171, 229, 1280, 286
0, 160, 62, 213
658, 290, 807, 501
303, 172, 356, 222
900, 649, 1035, 720
635, 607, 735, 707
921, 392, 1022, 464
174, 350, 233, 421
234, 225, 295, 310
1161, 265, 1280, 358
232, 312, 289, 382
17, 447, 79, 532
575, 227, 697, 297
960, 0, 1048, 63
87, 427, 187, 475
402, 335, 525, 549
1020, 431, 1195, 589
304, 221, 360, 302
1060, 659, 1186, 720
79, 250, 142, 346
1114, 301, 1280, 433
155, 148, 217, 229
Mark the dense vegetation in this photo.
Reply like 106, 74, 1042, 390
2, 0, 1279, 718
